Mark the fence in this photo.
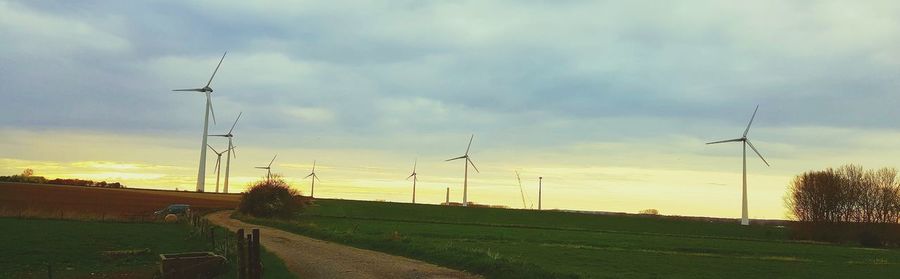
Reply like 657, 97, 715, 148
187, 211, 262, 279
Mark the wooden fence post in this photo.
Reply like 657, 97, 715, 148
236, 229, 246, 279
252, 229, 261, 279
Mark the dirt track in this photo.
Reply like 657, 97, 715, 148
206, 211, 481, 279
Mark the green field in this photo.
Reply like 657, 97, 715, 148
1, 217, 293, 279
239, 199, 900, 278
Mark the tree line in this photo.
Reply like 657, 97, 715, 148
0, 169, 126, 189
785, 164, 900, 246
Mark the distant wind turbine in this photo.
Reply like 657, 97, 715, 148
407, 159, 418, 204
207, 144, 235, 193
255, 155, 277, 182
446, 134, 479, 206
304, 161, 320, 197
706, 105, 770, 226
173, 51, 227, 192
209, 112, 242, 193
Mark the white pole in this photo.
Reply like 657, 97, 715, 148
196, 95, 210, 192
463, 159, 468, 206
741, 141, 749, 226
215, 155, 221, 193
412, 177, 417, 204
539, 177, 543, 210
223, 138, 233, 193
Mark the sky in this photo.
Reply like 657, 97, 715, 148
2, 0, 899, 220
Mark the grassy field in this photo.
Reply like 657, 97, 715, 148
1, 217, 294, 278
239, 199, 900, 278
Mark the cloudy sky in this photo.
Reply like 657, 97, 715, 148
2, 0, 899, 219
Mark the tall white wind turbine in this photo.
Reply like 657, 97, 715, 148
407, 159, 418, 204
706, 105, 770, 226
173, 51, 227, 192
446, 134, 479, 206
210, 112, 242, 193
256, 155, 277, 182
207, 144, 234, 193
304, 161, 320, 197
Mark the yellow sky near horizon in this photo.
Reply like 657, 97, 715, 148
5, 125, 900, 221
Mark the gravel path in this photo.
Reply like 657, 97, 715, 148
206, 211, 481, 279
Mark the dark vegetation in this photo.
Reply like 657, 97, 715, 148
786, 164, 900, 247
0, 169, 125, 188
238, 175, 309, 218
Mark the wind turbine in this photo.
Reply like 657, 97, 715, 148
446, 134, 479, 206
207, 144, 235, 193
210, 112, 242, 193
255, 155, 277, 182
304, 161, 320, 197
407, 159, 418, 204
173, 51, 227, 192
707, 105, 770, 226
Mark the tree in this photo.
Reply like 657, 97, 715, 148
639, 209, 659, 215
21, 169, 34, 177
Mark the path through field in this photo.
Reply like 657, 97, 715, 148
206, 211, 481, 279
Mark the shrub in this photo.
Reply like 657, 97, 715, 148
238, 176, 308, 218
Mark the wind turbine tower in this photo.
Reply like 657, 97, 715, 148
208, 144, 234, 193
172, 51, 227, 192
255, 155, 277, 182
210, 112, 242, 193
305, 161, 320, 197
538, 177, 543, 210
706, 105, 770, 226
446, 135, 479, 206
407, 159, 418, 204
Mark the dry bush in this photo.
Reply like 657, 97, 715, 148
238, 175, 309, 218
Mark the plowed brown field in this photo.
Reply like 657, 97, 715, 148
0, 182, 239, 219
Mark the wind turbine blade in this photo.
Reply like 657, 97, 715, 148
231, 146, 237, 158
255, 167, 268, 169
445, 155, 466, 162
743, 105, 759, 137
413, 159, 417, 172
312, 160, 316, 172
208, 134, 229, 137
304, 173, 313, 179
706, 138, 743, 145
315, 174, 321, 182
173, 89, 204, 92
268, 155, 277, 168
746, 140, 770, 166
207, 144, 218, 154
407, 173, 415, 180
206, 51, 227, 87
468, 158, 480, 173
228, 112, 242, 134
465, 134, 474, 155
214, 157, 221, 174
207, 94, 217, 125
